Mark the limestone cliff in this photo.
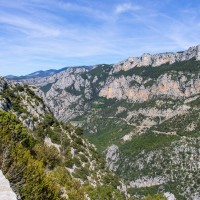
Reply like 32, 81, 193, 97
99, 72, 200, 101
112, 44, 200, 73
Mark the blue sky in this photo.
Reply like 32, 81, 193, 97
0, 0, 200, 76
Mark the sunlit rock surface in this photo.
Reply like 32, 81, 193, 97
0, 170, 17, 200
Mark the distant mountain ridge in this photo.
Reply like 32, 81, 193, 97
5, 66, 92, 79
6, 44, 200, 80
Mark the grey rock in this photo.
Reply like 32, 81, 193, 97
112, 44, 200, 73
0, 170, 17, 200
164, 192, 176, 200
105, 144, 120, 171
0, 99, 10, 111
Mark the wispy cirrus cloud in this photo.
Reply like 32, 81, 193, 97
115, 3, 142, 14
0, 14, 61, 38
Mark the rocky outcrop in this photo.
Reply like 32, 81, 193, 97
28, 67, 92, 121
105, 145, 120, 171
0, 99, 10, 111
164, 192, 176, 200
128, 176, 166, 188
112, 44, 200, 73
0, 78, 8, 92
0, 171, 17, 200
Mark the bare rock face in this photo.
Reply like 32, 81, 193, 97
99, 75, 150, 101
105, 145, 120, 171
112, 45, 200, 73
42, 68, 89, 121
99, 73, 200, 102
164, 192, 176, 200
128, 176, 166, 188
0, 171, 17, 200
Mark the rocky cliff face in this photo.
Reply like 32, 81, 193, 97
99, 72, 200, 101
105, 145, 120, 172
112, 44, 200, 73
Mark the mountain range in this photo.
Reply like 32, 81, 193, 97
2, 44, 200, 199
5, 66, 92, 79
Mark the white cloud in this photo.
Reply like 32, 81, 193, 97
115, 3, 142, 14
0, 13, 61, 38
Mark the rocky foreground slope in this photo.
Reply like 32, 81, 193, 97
9, 44, 200, 199
0, 78, 132, 200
